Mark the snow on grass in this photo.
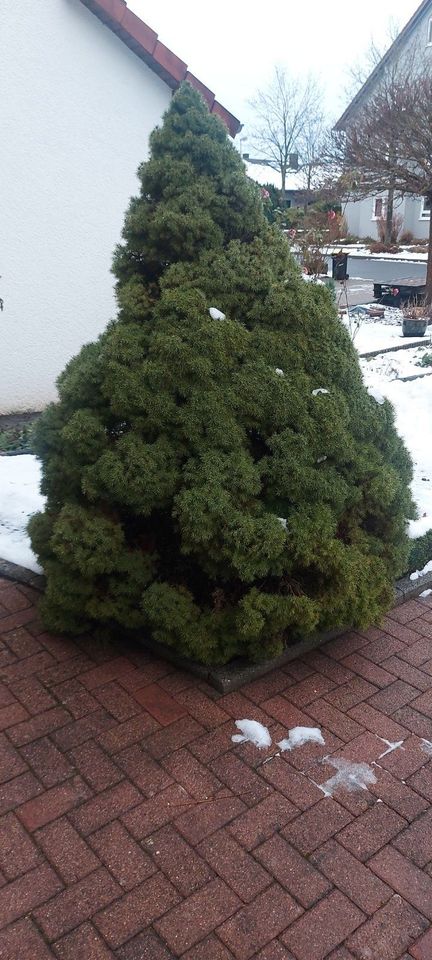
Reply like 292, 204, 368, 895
343, 312, 429, 356
361, 344, 432, 381
232, 719, 272, 749
316, 758, 377, 796
0, 455, 44, 573
277, 727, 325, 752
380, 378, 432, 539
358, 338, 432, 539
327, 244, 428, 262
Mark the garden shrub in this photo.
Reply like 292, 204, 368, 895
407, 531, 432, 575
29, 84, 415, 664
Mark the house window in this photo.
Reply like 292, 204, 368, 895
372, 197, 386, 219
427, 17, 432, 44
420, 197, 431, 219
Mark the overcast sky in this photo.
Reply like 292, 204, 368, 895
128, 0, 420, 132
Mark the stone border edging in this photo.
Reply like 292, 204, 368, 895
2, 556, 432, 693
0, 558, 45, 591
360, 340, 428, 359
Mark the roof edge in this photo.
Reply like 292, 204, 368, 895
78, 0, 241, 136
334, 0, 432, 129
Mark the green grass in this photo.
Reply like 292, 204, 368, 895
417, 352, 432, 368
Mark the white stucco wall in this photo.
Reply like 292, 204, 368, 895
0, 0, 172, 412
344, 193, 429, 242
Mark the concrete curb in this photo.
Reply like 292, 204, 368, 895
2, 557, 432, 693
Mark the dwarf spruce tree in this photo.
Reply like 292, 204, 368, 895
29, 84, 415, 664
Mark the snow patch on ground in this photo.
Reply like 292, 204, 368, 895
361, 344, 432, 381
0, 455, 44, 573
341, 306, 430, 355
316, 758, 377, 796
278, 727, 325, 752
232, 719, 272, 749
359, 348, 432, 538
327, 244, 428, 262
410, 559, 432, 582
366, 385, 385, 405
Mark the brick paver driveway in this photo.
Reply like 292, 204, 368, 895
1, 577, 432, 959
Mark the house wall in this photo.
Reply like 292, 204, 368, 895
344, 193, 430, 242
0, 0, 171, 413
344, 194, 402, 240
402, 196, 430, 239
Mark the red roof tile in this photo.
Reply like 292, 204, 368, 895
79, 0, 241, 136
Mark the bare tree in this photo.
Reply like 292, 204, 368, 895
297, 111, 327, 212
248, 68, 324, 207
342, 19, 401, 241
345, 18, 400, 97
331, 61, 432, 299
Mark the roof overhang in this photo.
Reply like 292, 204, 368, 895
334, 0, 432, 130
79, 0, 242, 137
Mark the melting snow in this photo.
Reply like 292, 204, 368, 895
410, 559, 432, 582
277, 517, 288, 530
421, 739, 432, 757
316, 758, 377, 796
312, 388, 329, 396
378, 738, 404, 759
420, 589, 432, 598
209, 307, 226, 320
367, 386, 385, 405
232, 719, 272, 749
302, 274, 325, 285
278, 727, 325, 752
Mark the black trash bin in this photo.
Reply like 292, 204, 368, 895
331, 252, 349, 281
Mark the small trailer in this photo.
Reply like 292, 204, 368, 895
373, 277, 426, 307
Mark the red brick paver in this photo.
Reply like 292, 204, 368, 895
2, 578, 432, 957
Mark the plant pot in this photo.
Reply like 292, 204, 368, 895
402, 317, 428, 337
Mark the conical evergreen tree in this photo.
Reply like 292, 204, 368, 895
29, 84, 415, 664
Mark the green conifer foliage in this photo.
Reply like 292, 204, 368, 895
29, 84, 415, 664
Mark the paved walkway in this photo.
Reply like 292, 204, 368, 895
1, 579, 432, 959
335, 278, 374, 308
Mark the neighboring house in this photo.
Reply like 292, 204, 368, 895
0, 0, 240, 414
335, 0, 432, 240
243, 162, 307, 208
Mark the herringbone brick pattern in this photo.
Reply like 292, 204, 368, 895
1, 578, 432, 958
